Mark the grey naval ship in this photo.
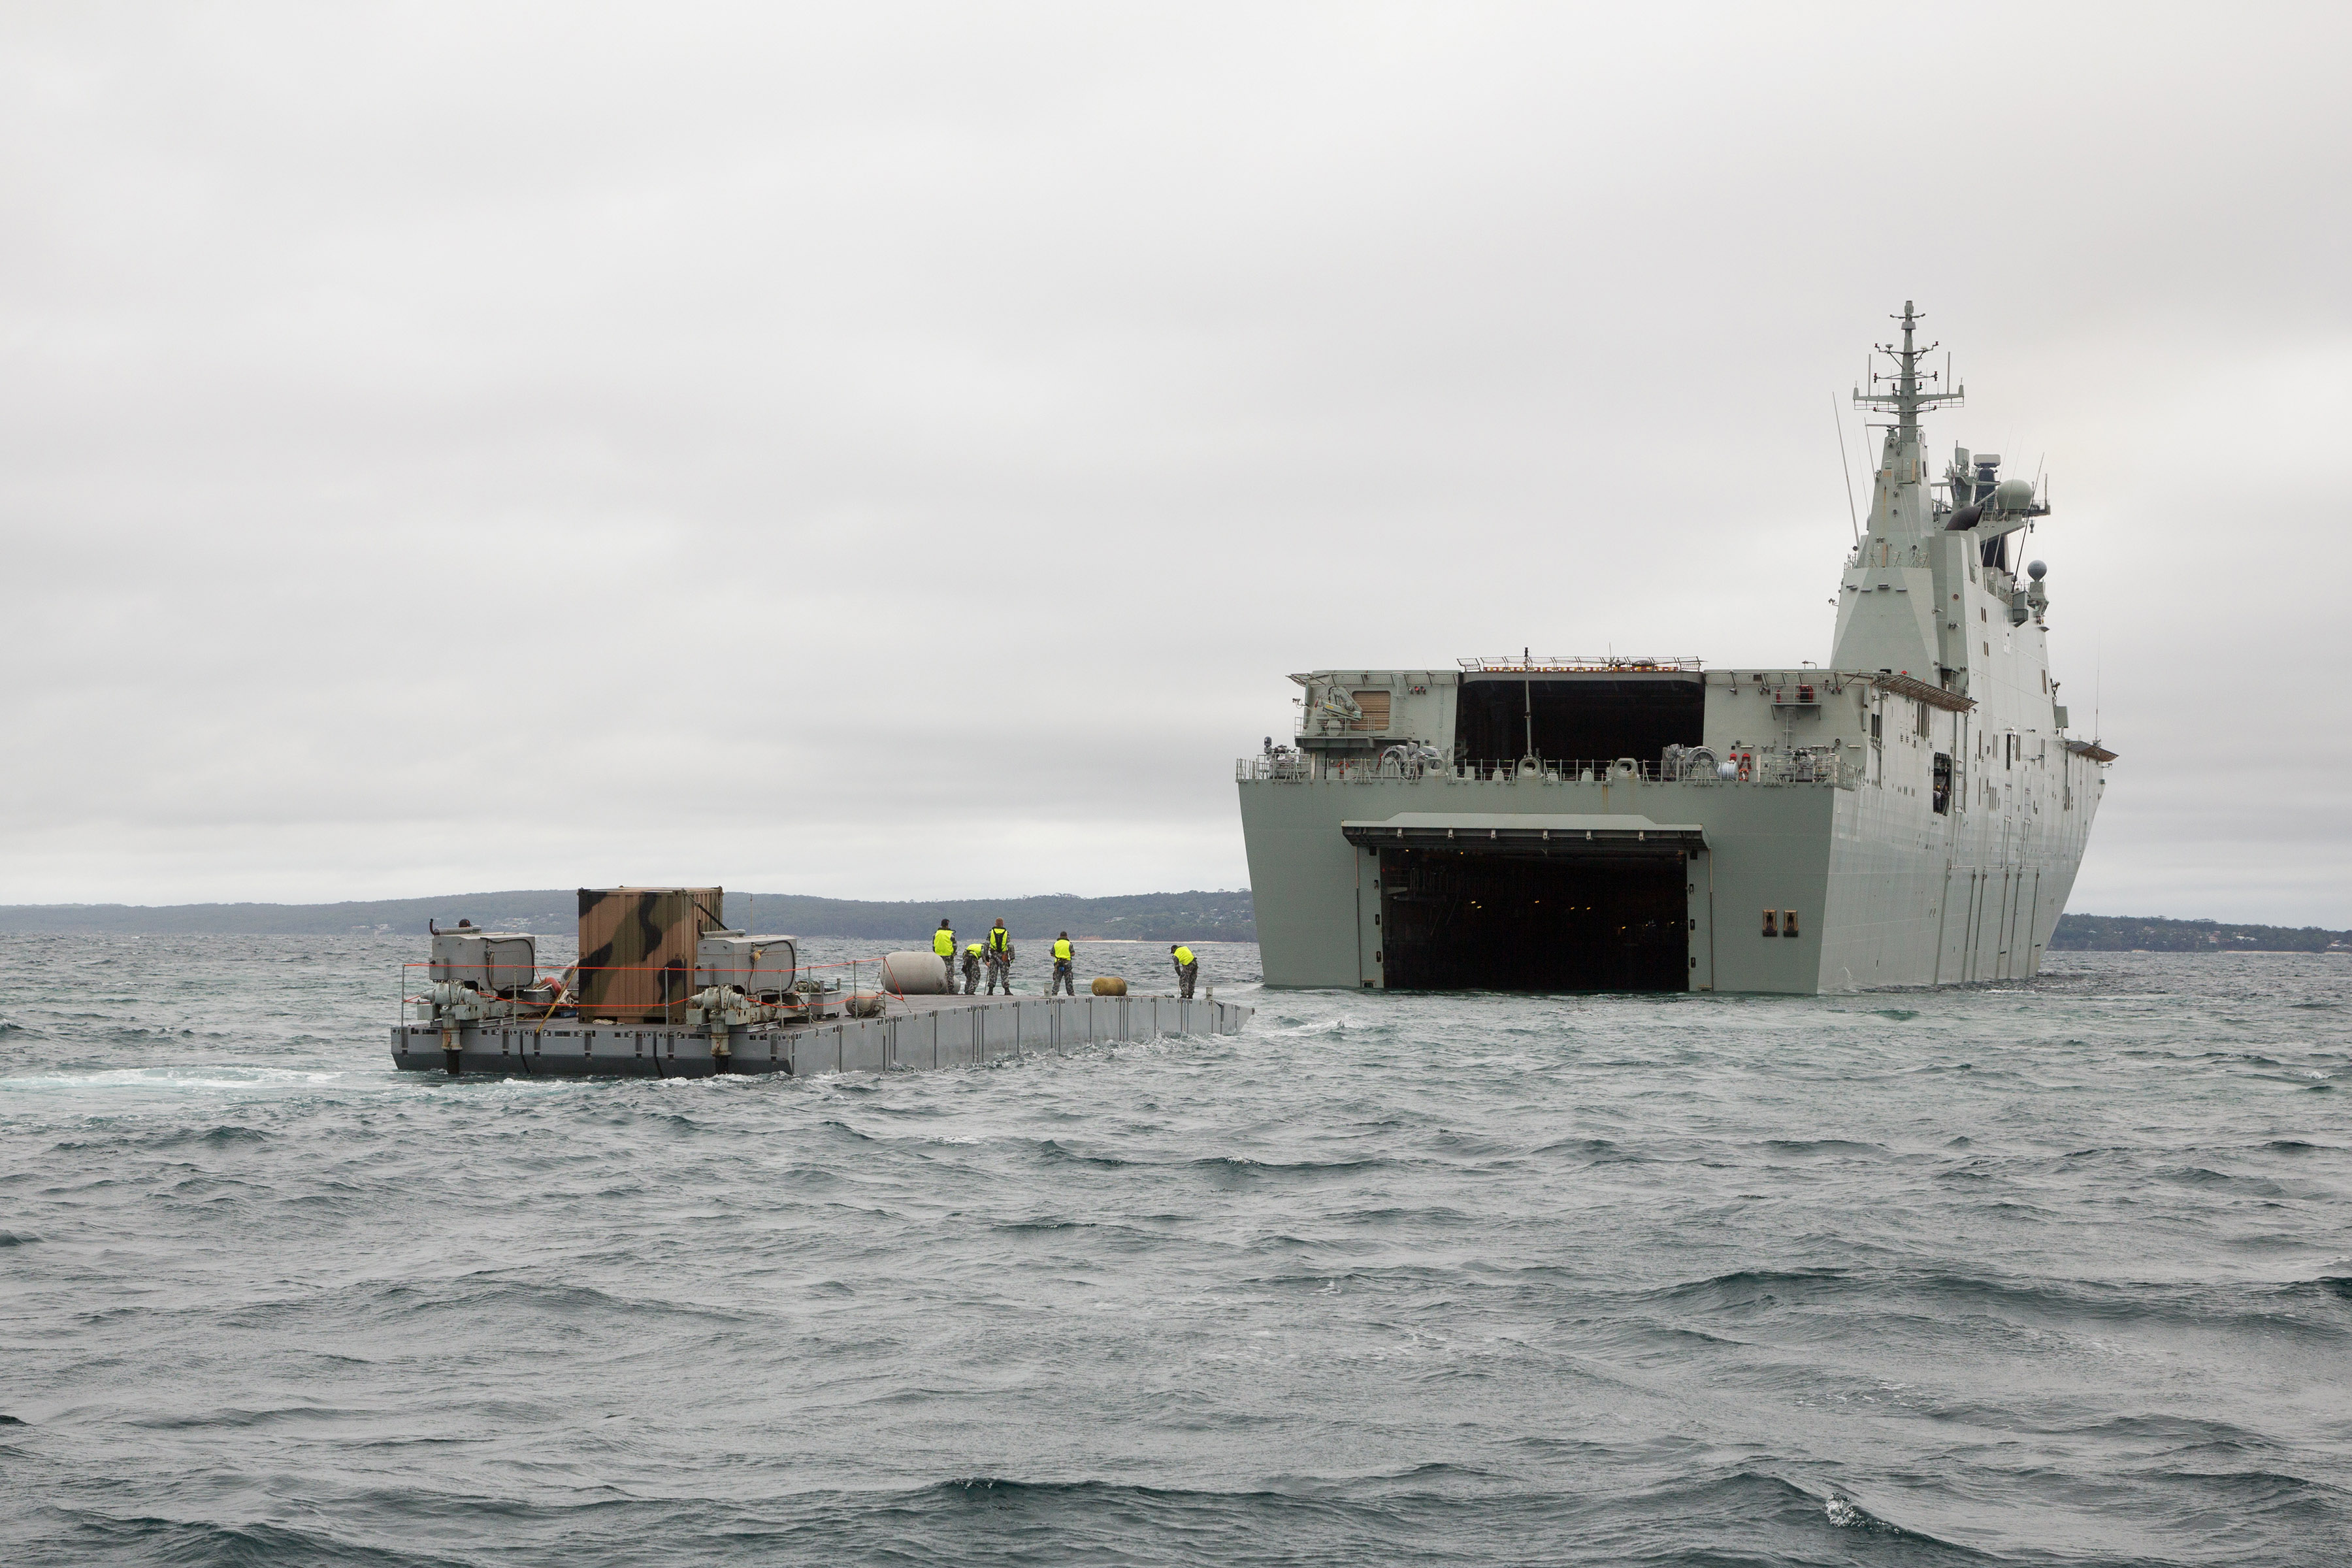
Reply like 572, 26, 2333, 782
1237, 303, 2112, 994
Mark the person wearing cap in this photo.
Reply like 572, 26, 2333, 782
960, 941, 983, 994
1049, 932, 1076, 996
1170, 943, 1198, 998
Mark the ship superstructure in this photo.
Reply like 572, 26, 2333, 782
1236, 304, 2111, 994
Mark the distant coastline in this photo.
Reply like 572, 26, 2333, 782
0, 895, 2340, 952
0, 889, 1256, 943
2050, 914, 2348, 954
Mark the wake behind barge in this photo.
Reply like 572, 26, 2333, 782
393, 887, 1250, 1078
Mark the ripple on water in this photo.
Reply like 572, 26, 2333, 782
0, 939, 2347, 1565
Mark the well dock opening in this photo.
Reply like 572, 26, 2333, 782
1377, 846, 1689, 992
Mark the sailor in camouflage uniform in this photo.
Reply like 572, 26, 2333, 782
984, 921, 1015, 994
1171, 943, 1199, 999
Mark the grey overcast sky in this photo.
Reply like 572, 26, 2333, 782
3, 3, 2347, 922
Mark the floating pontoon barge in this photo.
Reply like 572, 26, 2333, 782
392, 885, 1250, 1079
393, 990, 1250, 1079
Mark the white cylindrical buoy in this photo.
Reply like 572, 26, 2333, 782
879, 951, 950, 994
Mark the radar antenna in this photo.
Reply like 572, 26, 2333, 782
1852, 300, 1963, 435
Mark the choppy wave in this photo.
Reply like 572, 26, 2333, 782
1, 937, 2348, 1565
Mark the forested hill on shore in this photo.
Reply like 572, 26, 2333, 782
2049, 914, 2349, 953
0, 890, 1256, 943
0, 897, 2342, 953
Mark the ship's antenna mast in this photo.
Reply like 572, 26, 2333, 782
1852, 299, 1963, 438
1832, 391, 1859, 542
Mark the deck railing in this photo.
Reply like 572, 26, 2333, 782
1237, 749, 1863, 789
399, 955, 885, 1027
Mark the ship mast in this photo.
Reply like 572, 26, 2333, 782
1854, 299, 1962, 438
1848, 301, 1963, 541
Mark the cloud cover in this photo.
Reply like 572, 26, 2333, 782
2, 3, 2346, 921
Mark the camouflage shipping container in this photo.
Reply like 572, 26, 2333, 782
576, 887, 725, 1022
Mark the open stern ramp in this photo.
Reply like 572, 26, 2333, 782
1343, 812, 1710, 993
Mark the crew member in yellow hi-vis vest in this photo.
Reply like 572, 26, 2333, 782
933, 919, 956, 990
960, 942, 983, 994
1050, 932, 1076, 996
1170, 943, 1199, 998
985, 920, 1015, 994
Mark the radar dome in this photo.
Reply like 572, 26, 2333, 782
1994, 478, 2036, 511
2027, 559, 2047, 580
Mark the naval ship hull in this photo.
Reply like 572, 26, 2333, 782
1237, 307, 2112, 996
1239, 720, 2102, 995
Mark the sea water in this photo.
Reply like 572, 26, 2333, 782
1, 934, 2347, 1565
